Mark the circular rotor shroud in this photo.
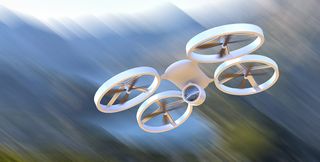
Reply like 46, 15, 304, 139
186, 23, 264, 63
214, 54, 279, 95
94, 67, 161, 113
137, 90, 193, 133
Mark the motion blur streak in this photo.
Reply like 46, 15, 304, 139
1, 0, 320, 161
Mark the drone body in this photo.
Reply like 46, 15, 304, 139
94, 23, 280, 133
161, 59, 212, 90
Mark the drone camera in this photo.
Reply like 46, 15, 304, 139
182, 83, 206, 106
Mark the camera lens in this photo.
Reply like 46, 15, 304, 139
183, 85, 200, 102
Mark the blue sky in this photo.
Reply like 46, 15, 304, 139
0, 0, 212, 21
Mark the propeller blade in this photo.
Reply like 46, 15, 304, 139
166, 105, 185, 113
227, 38, 252, 44
239, 79, 247, 89
221, 73, 243, 79
142, 111, 164, 121
142, 106, 183, 122
223, 35, 232, 46
166, 99, 184, 108
131, 85, 149, 92
142, 100, 184, 123
162, 114, 169, 125
245, 64, 254, 77
158, 100, 167, 112
248, 72, 268, 76
218, 48, 227, 58
107, 88, 126, 95
196, 41, 222, 49
250, 65, 272, 71
119, 93, 129, 104
198, 35, 250, 50
165, 113, 176, 126
128, 77, 140, 91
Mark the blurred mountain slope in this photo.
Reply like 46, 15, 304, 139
1, 1, 320, 161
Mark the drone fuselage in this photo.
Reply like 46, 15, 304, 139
161, 59, 214, 90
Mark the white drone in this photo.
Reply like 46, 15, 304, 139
94, 23, 279, 133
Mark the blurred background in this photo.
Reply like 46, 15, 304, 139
1, 0, 320, 161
